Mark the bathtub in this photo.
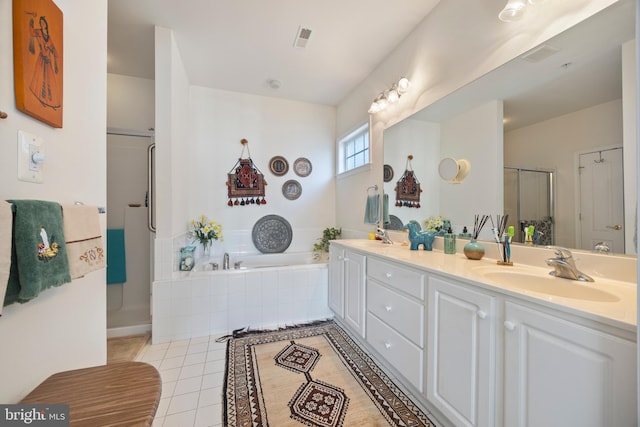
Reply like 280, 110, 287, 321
189, 251, 320, 273
152, 252, 331, 344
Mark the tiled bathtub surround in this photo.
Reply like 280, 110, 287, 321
152, 263, 332, 344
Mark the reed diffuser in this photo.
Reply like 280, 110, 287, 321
463, 214, 488, 260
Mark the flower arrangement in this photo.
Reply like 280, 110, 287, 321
423, 215, 451, 234
313, 227, 342, 260
189, 214, 223, 250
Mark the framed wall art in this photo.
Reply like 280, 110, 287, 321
13, 0, 63, 128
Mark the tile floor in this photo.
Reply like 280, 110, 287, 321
136, 334, 227, 427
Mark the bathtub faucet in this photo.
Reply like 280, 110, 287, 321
223, 252, 230, 270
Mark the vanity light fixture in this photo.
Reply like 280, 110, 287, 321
498, 0, 527, 22
368, 77, 410, 114
498, 0, 546, 22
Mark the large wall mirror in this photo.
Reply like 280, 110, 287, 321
383, 0, 636, 255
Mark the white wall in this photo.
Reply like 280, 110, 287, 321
152, 28, 337, 279
505, 100, 623, 248
622, 39, 637, 254
335, 0, 618, 236
107, 74, 155, 131
186, 87, 337, 253
0, 0, 107, 402
440, 100, 504, 239
383, 119, 441, 226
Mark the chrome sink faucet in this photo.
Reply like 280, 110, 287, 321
223, 252, 230, 270
376, 227, 393, 244
545, 247, 594, 282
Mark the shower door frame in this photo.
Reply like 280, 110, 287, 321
504, 166, 555, 245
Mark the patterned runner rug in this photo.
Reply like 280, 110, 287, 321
224, 320, 437, 426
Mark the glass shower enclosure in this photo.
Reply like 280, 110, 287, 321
504, 167, 554, 245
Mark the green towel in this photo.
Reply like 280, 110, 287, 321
4, 200, 71, 305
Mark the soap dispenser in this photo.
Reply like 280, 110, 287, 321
444, 227, 456, 254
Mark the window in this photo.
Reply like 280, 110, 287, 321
338, 123, 370, 174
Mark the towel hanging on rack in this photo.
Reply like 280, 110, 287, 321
363, 188, 380, 225
0, 201, 12, 313
62, 204, 105, 279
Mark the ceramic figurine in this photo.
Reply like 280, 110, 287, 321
406, 220, 435, 251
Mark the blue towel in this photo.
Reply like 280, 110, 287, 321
364, 194, 380, 225
106, 229, 126, 285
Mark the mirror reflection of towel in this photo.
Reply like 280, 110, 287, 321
364, 194, 380, 224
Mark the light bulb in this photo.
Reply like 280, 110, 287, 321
388, 87, 400, 103
368, 101, 380, 114
528, 0, 545, 4
397, 77, 410, 93
376, 93, 388, 111
498, 0, 526, 22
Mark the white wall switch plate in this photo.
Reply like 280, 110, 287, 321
17, 130, 45, 183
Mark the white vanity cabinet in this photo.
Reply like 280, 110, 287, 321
366, 256, 426, 393
503, 301, 637, 427
426, 275, 497, 427
328, 245, 366, 337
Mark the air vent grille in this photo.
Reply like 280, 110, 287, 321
520, 45, 560, 62
293, 27, 312, 48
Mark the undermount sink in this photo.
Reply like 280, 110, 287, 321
472, 267, 620, 302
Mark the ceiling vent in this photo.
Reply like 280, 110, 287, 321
293, 26, 312, 48
520, 44, 560, 63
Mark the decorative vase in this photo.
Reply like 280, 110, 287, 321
463, 239, 485, 260
179, 246, 196, 271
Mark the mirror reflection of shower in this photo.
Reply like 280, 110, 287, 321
504, 167, 554, 245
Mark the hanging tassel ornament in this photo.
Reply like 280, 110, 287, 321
394, 155, 423, 208
226, 139, 268, 207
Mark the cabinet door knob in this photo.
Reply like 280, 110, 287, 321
343, 257, 350, 262
337, 255, 343, 261
384, 342, 392, 349
477, 310, 488, 319
385, 272, 392, 279
504, 321, 517, 331
385, 305, 392, 312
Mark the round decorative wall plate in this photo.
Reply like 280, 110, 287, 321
282, 179, 302, 200
252, 215, 293, 253
293, 157, 312, 177
269, 156, 289, 176
383, 164, 394, 182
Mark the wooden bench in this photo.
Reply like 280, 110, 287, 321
20, 361, 162, 426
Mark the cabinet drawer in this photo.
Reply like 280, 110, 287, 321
367, 280, 424, 347
367, 258, 425, 300
366, 313, 424, 393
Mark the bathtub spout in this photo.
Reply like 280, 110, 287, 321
223, 253, 230, 270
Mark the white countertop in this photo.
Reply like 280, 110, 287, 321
333, 239, 637, 332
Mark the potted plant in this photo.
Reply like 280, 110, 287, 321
313, 227, 342, 261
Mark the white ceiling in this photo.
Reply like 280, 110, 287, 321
107, 0, 635, 129
107, 0, 440, 106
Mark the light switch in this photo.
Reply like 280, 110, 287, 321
17, 130, 44, 183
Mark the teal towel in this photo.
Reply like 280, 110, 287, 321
364, 194, 380, 225
383, 193, 390, 225
4, 200, 71, 305
107, 229, 127, 285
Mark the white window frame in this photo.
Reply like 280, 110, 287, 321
336, 122, 371, 177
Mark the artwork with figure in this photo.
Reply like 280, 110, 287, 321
12, 0, 63, 128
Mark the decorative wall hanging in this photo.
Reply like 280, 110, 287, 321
383, 164, 394, 182
395, 155, 422, 208
13, 0, 63, 128
293, 157, 312, 177
269, 155, 289, 176
282, 180, 302, 200
226, 139, 267, 206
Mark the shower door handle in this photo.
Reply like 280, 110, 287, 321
147, 143, 156, 232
